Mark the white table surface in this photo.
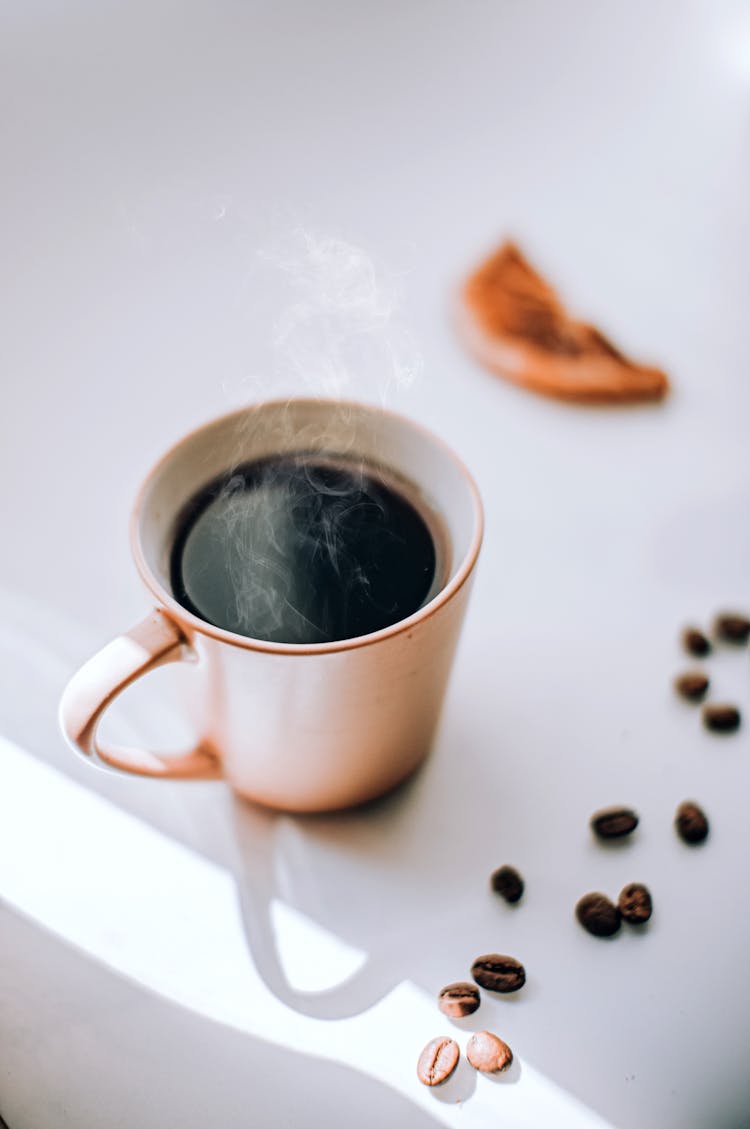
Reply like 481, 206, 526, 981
2, 2, 750, 1126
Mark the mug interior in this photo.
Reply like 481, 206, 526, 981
134, 399, 482, 649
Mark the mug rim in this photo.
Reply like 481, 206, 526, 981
130, 397, 484, 655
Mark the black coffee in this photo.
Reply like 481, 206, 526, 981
170, 454, 437, 644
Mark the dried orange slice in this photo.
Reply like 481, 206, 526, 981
459, 241, 669, 404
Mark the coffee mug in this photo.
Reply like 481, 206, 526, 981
59, 399, 483, 812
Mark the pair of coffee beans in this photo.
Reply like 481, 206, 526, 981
590, 802, 709, 846
417, 1031, 513, 1085
576, 884, 653, 937
675, 674, 741, 731
436, 954, 526, 1019
683, 614, 750, 655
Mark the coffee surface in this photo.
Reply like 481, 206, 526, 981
170, 454, 437, 644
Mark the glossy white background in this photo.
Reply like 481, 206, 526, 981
1, 2, 750, 1127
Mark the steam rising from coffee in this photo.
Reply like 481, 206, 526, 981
170, 230, 435, 644
236, 227, 422, 404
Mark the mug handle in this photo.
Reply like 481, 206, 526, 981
59, 609, 222, 779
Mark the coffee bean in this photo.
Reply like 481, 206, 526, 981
590, 806, 639, 840
576, 892, 621, 937
674, 671, 709, 702
714, 613, 750, 644
702, 703, 741, 733
675, 800, 709, 844
416, 1036, 460, 1086
471, 954, 526, 993
466, 1030, 513, 1073
618, 883, 653, 925
437, 982, 480, 1018
682, 627, 711, 657
490, 865, 524, 903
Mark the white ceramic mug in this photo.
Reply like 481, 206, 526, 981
59, 399, 483, 812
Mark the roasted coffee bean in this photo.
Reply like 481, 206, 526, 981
682, 627, 711, 657
437, 982, 480, 1018
416, 1036, 460, 1086
471, 954, 526, 993
675, 800, 709, 844
674, 671, 709, 702
618, 883, 653, 925
714, 613, 750, 644
702, 703, 741, 733
590, 806, 639, 840
576, 892, 621, 937
490, 865, 524, 903
466, 1030, 513, 1073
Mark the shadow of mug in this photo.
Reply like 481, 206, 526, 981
224, 704, 500, 1020
226, 783, 421, 1018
